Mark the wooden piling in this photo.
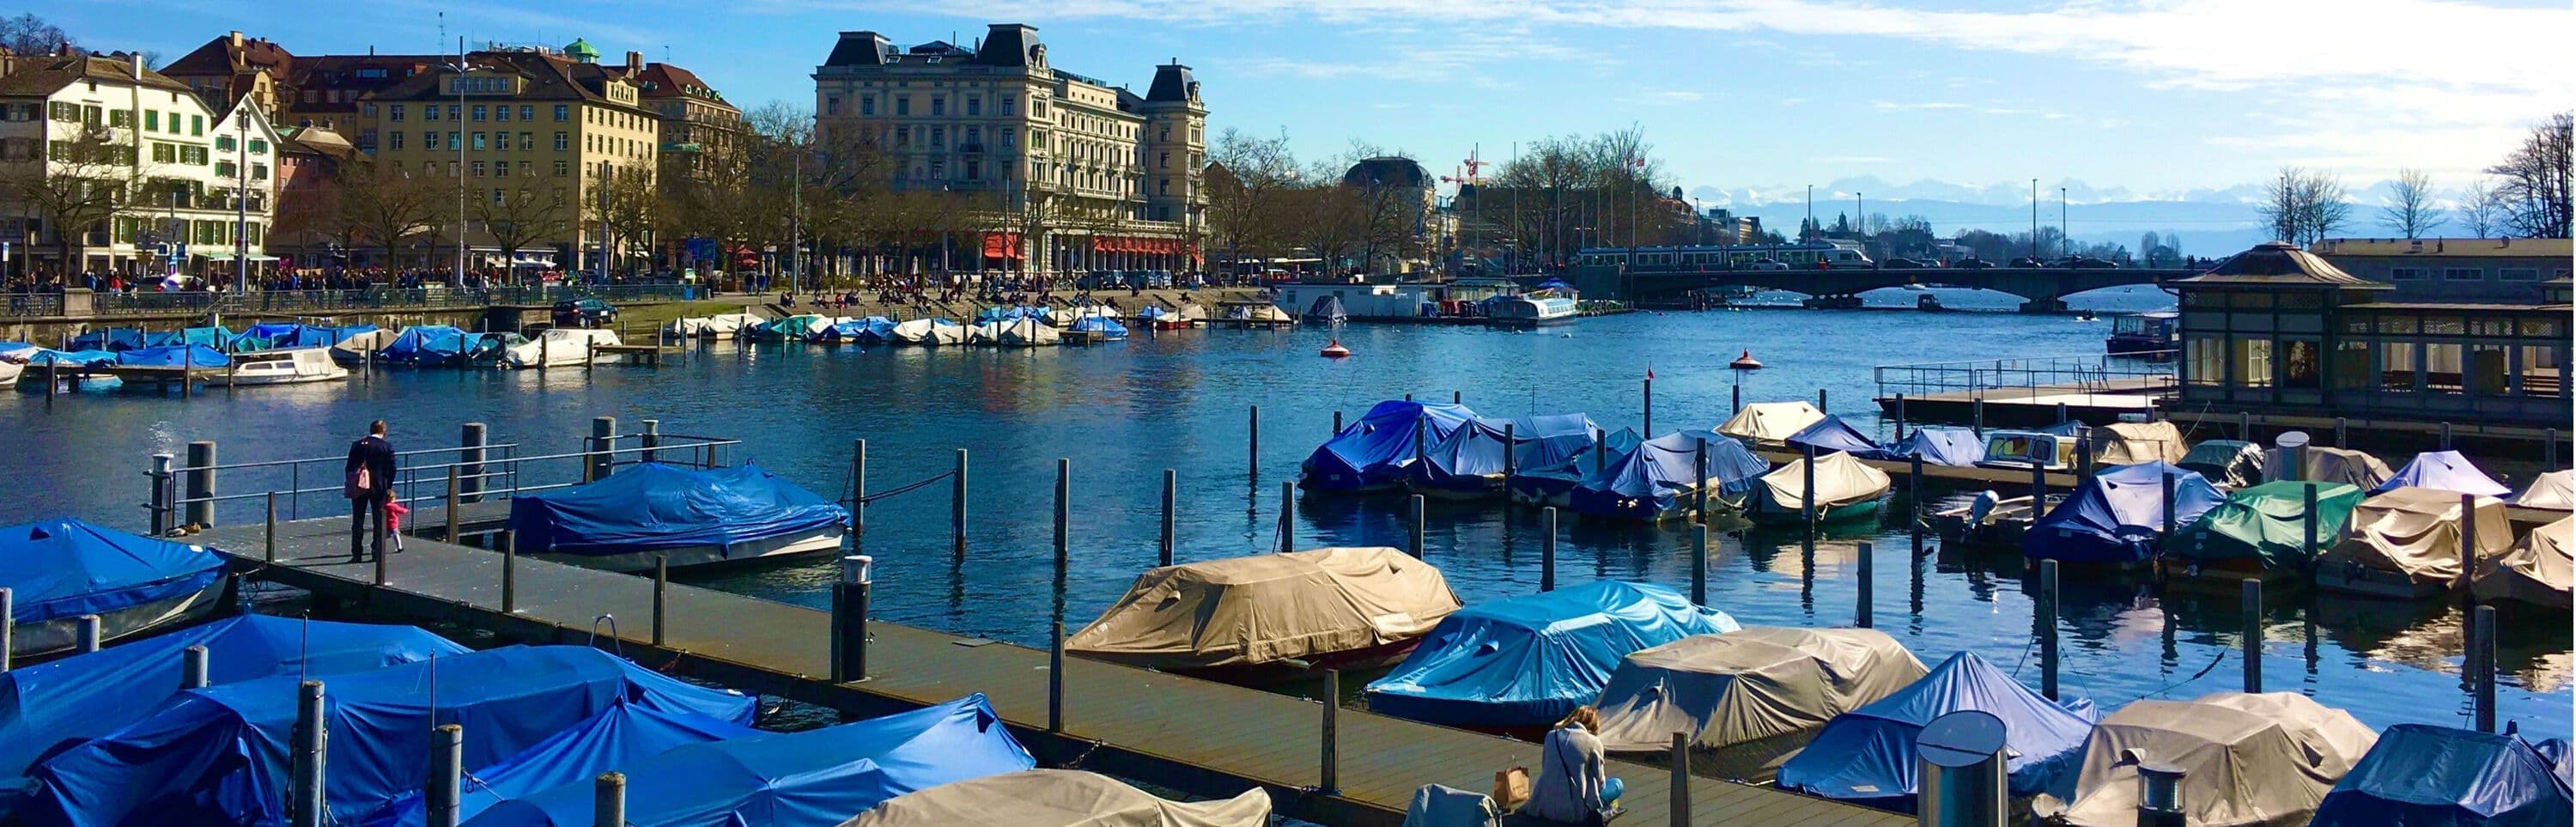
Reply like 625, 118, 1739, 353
1332, 410, 1343, 435
444, 466, 459, 540
2241, 579, 2263, 694
2459, 492, 2479, 602
1278, 480, 1296, 553
265, 491, 278, 564
952, 449, 969, 558
1643, 377, 1654, 436
1319, 668, 1341, 795
1249, 405, 1261, 480
1160, 469, 1176, 567
1818, 386, 1828, 413
1540, 508, 1558, 592
652, 555, 668, 647
1503, 423, 1517, 480
1894, 392, 1907, 440
1048, 619, 1066, 733
1803, 445, 1819, 526
1856, 541, 1874, 629
427, 723, 463, 827
2038, 559, 2060, 701
501, 529, 518, 613
1408, 495, 1425, 557
850, 439, 866, 553
2441, 422, 2453, 450
592, 773, 625, 827
1668, 732, 1692, 827
2472, 605, 2497, 733
1693, 437, 1710, 523
1055, 459, 1072, 566
290, 680, 325, 827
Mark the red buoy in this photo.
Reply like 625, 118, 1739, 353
1321, 339, 1352, 359
1729, 350, 1764, 370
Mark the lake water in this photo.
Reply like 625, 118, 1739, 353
9, 284, 2568, 741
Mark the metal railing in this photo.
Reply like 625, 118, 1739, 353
84, 283, 698, 319
3, 293, 65, 317
1875, 351, 2180, 403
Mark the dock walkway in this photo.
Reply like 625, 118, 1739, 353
197, 516, 1906, 827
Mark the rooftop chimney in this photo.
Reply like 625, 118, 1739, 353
625, 51, 641, 71
229, 31, 243, 48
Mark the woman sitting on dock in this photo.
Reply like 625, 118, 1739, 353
1526, 706, 1621, 824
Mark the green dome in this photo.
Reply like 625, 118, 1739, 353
563, 38, 599, 63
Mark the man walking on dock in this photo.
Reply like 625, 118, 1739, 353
345, 420, 396, 562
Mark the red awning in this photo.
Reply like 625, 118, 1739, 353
982, 233, 1024, 259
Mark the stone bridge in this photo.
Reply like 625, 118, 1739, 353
1573, 268, 2192, 311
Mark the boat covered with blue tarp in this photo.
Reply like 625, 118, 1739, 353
2374, 451, 2512, 498
23, 645, 756, 827
1508, 428, 1643, 507
0, 518, 224, 659
0, 616, 466, 784
1778, 651, 2098, 812
65, 328, 144, 352
13, 350, 118, 368
507, 462, 847, 572
1066, 314, 1129, 340
1364, 581, 1738, 733
2312, 723, 2573, 827
138, 326, 236, 350
116, 344, 229, 368
369, 703, 762, 827
1785, 415, 1879, 456
459, 694, 1034, 827
1862, 426, 1984, 467
1300, 400, 1478, 493
381, 325, 474, 365
1568, 430, 1769, 521
2023, 461, 2227, 564
1411, 414, 1601, 499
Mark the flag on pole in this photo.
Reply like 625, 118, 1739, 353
1646, 361, 1655, 380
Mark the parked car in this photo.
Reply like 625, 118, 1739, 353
1744, 258, 1791, 271
2009, 257, 2045, 268
551, 298, 618, 328
1880, 257, 1926, 270
2057, 257, 2121, 269
1953, 258, 1996, 270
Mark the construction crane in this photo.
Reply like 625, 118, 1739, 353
1440, 146, 1489, 274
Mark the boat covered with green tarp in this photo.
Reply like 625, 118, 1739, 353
2161, 480, 2365, 570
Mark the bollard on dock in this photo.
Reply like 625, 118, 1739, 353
592, 772, 625, 827
185, 441, 216, 529
2135, 757, 2187, 827
182, 644, 210, 690
1914, 710, 2008, 827
460, 423, 487, 502
75, 614, 100, 654
833, 555, 872, 683
427, 723, 463, 827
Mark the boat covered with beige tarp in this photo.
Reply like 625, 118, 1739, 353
1066, 547, 1461, 676
839, 769, 1272, 827
2048, 691, 2378, 827
2474, 515, 2572, 609
1748, 451, 1893, 522
2512, 469, 2576, 511
1591, 627, 1926, 781
2092, 421, 2187, 466
2318, 487, 2512, 593
2264, 446, 2393, 490
1717, 401, 1826, 446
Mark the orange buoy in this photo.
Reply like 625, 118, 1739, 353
1729, 350, 1764, 370
1321, 339, 1352, 359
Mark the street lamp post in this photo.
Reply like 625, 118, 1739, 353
233, 105, 248, 291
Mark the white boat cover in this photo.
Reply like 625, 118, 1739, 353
999, 319, 1060, 346
1066, 547, 1461, 670
2093, 422, 2187, 466
2322, 487, 2511, 584
2512, 470, 2576, 511
839, 769, 1271, 827
504, 328, 621, 368
1757, 452, 1893, 511
965, 322, 1005, 344
1591, 627, 1926, 754
1173, 303, 1206, 322
328, 328, 398, 360
665, 316, 708, 336
704, 313, 764, 337
1717, 402, 1826, 444
2264, 447, 2392, 490
2474, 516, 2572, 608
2052, 691, 2376, 827
887, 319, 963, 345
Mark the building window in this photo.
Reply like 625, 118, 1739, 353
825, 96, 840, 116
2443, 267, 2483, 281
965, 160, 981, 180
2500, 268, 2539, 282
860, 96, 876, 116
2332, 340, 2370, 391
2520, 345, 2563, 398
1000, 95, 1014, 116
1001, 128, 1015, 149
249, 138, 267, 154
554, 161, 569, 176
390, 131, 405, 150
1157, 151, 1169, 169
472, 105, 486, 121
391, 104, 406, 122
896, 96, 912, 116
495, 161, 509, 178
448, 132, 461, 151
931, 97, 945, 116
966, 96, 980, 116
519, 132, 533, 151
2281, 338, 2320, 389
2233, 338, 2273, 388
252, 163, 268, 180
555, 131, 569, 150
555, 105, 570, 121
144, 110, 160, 131
896, 130, 909, 149
2381, 342, 2418, 392
426, 106, 440, 122
1158, 177, 1170, 195
447, 105, 459, 120
471, 161, 485, 177
191, 115, 204, 136
472, 132, 487, 151
2470, 344, 2510, 396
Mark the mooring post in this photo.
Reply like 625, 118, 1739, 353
592, 772, 625, 827
1055, 459, 1072, 566
640, 419, 660, 464
1278, 480, 1296, 553
1803, 445, 1820, 526
1503, 423, 1518, 480
2161, 471, 2178, 540
2441, 422, 2453, 450
2039, 559, 2061, 701
501, 529, 518, 613
444, 466, 459, 540
2136, 762, 2187, 827
1909, 452, 1923, 512
2241, 578, 2263, 693
1332, 410, 1343, 435
2076, 435, 2093, 483
185, 441, 217, 528
290, 680, 326, 827
1971, 397, 1984, 436
73, 614, 98, 654
1819, 386, 1828, 413
1894, 392, 1907, 440
1692, 524, 1709, 605
1319, 668, 1341, 796
1159, 469, 1177, 567
2459, 492, 2480, 601
1249, 404, 1261, 480
1643, 377, 1654, 436
2055, 400, 2068, 425
1540, 507, 1558, 592
1048, 619, 1066, 733
2304, 483, 2321, 562
1413, 417, 1426, 462
459, 423, 489, 502
427, 723, 463, 827
2549, 429, 2561, 470
952, 449, 969, 558
2473, 605, 2497, 733
833, 555, 872, 683
181, 644, 210, 690
374, 525, 389, 586
1668, 732, 1692, 827
1856, 540, 1875, 629
595, 417, 622, 482
1453, 390, 1461, 404
1408, 494, 1425, 557
0, 588, 13, 673
2334, 417, 2347, 448
849, 439, 866, 553
651, 555, 668, 647
1693, 437, 1710, 523
1731, 383, 1741, 416
265, 491, 278, 564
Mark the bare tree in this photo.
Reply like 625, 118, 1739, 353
0, 127, 142, 267
2377, 168, 2444, 238
2258, 166, 2351, 245
335, 159, 439, 269
473, 175, 574, 273
0, 14, 77, 56
2485, 112, 2572, 239
1204, 127, 1299, 272
586, 167, 660, 277
2458, 179, 2505, 238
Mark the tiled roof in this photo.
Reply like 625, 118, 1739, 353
0, 54, 191, 96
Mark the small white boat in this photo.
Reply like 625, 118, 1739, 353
888, 318, 965, 346
0, 360, 20, 388
226, 348, 349, 386
328, 329, 399, 365
696, 313, 767, 339
965, 321, 1005, 346
998, 318, 1060, 347
503, 328, 623, 369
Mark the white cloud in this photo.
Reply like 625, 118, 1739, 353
1874, 100, 1968, 111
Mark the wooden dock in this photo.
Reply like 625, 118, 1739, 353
1875, 377, 2171, 428
197, 516, 1907, 827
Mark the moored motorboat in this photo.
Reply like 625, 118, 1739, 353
226, 347, 350, 385
1065, 547, 1461, 682
0, 517, 225, 660
1565, 429, 1769, 521
506, 462, 848, 572
1716, 401, 1825, 447
1298, 399, 1477, 493
1407, 414, 1601, 501
2020, 461, 2226, 566
2047, 692, 2376, 827
502, 328, 623, 369
845, 769, 1272, 827
2314, 486, 2510, 599
329, 328, 400, 365
887, 317, 965, 345
1590, 627, 1927, 782
1364, 581, 1737, 737
1780, 651, 2098, 812
2472, 515, 2570, 609
2160, 480, 2366, 582
1746, 451, 1893, 524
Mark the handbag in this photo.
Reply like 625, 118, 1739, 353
1490, 766, 1529, 812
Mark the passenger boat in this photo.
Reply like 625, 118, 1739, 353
2314, 487, 2510, 599
0, 518, 225, 660
1407, 413, 1601, 500
1299, 399, 1477, 493
2020, 461, 2225, 565
1591, 627, 1927, 782
1565, 429, 1770, 522
227, 347, 349, 385
2104, 310, 2179, 355
1364, 581, 1737, 737
1485, 291, 1579, 325
2313, 724, 2572, 827
506, 462, 848, 572
887, 317, 965, 345
1781, 651, 2099, 811
1065, 547, 1461, 681
501, 328, 623, 369
1746, 451, 1893, 524
2048, 692, 2376, 827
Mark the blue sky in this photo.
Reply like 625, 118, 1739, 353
68, 0, 2571, 206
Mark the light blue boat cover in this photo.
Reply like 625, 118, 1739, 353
0, 616, 466, 781
1136, 306, 1171, 320
2314, 724, 2573, 827
1365, 581, 1739, 730
116, 344, 228, 368
238, 324, 372, 350
507, 463, 847, 558
368, 703, 760, 827
13, 350, 118, 368
0, 518, 222, 626
1414, 414, 1601, 495
459, 694, 1033, 827
1862, 426, 1984, 467
1301, 400, 1478, 491
22, 645, 756, 827
65, 329, 143, 352
2374, 451, 2512, 498
1508, 428, 1643, 502
383, 325, 471, 363
1567, 429, 1767, 520
2023, 461, 2227, 563
1785, 415, 1879, 455
1068, 316, 1129, 337
1777, 652, 2097, 810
